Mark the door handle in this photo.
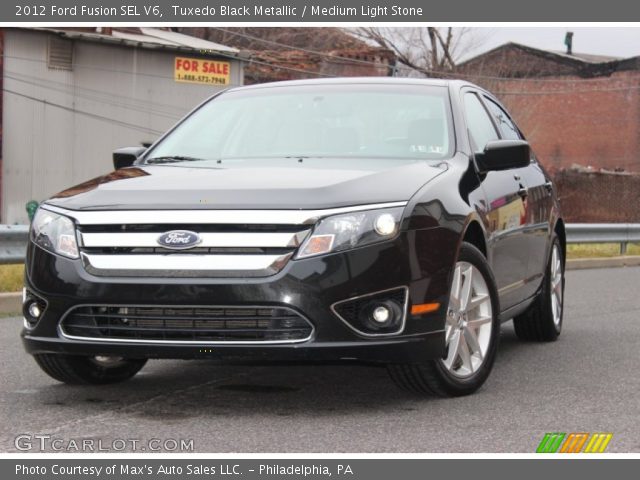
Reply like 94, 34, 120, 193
518, 186, 528, 199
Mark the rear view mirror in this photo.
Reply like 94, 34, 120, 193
475, 140, 530, 173
113, 147, 146, 170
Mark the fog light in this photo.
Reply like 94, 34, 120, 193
332, 287, 408, 336
373, 213, 397, 236
372, 305, 391, 323
28, 303, 42, 319
23, 291, 46, 329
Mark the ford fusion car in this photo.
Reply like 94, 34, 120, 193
22, 78, 565, 396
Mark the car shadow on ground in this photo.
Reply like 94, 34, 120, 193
25, 322, 535, 422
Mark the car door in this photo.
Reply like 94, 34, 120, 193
482, 95, 553, 299
462, 91, 529, 311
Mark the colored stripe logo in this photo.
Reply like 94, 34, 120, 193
537, 433, 613, 453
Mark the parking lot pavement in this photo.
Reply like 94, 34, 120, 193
1, 267, 639, 453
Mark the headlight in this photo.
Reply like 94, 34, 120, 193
31, 208, 79, 259
296, 207, 403, 259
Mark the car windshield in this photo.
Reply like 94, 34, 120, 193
145, 84, 454, 164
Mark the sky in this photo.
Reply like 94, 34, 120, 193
464, 27, 640, 60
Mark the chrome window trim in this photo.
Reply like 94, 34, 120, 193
330, 286, 410, 338
58, 303, 315, 345
41, 202, 408, 226
81, 252, 292, 278
79, 230, 310, 248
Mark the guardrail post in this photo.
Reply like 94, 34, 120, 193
621, 242, 628, 255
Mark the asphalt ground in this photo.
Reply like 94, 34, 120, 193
1, 267, 639, 453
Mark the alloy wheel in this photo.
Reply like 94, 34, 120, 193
440, 261, 493, 378
550, 244, 563, 327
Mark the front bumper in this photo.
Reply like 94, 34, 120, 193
22, 228, 456, 365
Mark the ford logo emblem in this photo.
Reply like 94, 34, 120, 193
157, 230, 202, 250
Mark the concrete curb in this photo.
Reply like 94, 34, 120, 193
0, 292, 21, 316
0, 257, 637, 317
566, 256, 640, 270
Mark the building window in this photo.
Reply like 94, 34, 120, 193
47, 36, 73, 71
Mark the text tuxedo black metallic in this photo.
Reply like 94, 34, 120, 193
22, 78, 565, 396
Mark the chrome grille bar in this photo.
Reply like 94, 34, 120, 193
81, 252, 292, 278
79, 231, 309, 248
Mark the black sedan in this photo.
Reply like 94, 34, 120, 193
22, 78, 565, 396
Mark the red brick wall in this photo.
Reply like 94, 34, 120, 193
554, 169, 640, 222
460, 44, 640, 174
486, 71, 640, 173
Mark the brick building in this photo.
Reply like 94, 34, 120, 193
458, 43, 640, 173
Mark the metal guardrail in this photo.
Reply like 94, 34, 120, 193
0, 225, 29, 265
0, 223, 639, 264
565, 223, 640, 254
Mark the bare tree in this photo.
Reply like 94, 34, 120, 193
350, 27, 490, 76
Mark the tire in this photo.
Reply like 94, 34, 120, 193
388, 242, 500, 397
33, 354, 147, 385
513, 235, 565, 342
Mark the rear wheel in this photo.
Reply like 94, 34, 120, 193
388, 242, 500, 397
513, 236, 564, 341
33, 354, 147, 385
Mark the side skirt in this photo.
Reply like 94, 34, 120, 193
498, 293, 538, 323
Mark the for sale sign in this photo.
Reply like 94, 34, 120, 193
174, 57, 231, 85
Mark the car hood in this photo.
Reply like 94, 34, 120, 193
45, 158, 448, 211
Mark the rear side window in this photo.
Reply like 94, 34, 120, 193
483, 97, 522, 140
463, 93, 499, 151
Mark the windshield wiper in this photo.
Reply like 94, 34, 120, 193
145, 155, 206, 164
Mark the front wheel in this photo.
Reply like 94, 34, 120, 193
388, 242, 500, 397
33, 354, 147, 385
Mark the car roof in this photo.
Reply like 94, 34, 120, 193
228, 76, 478, 92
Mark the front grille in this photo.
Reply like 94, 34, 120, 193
60, 305, 314, 343
42, 203, 407, 278
75, 223, 310, 278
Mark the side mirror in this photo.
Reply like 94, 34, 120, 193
475, 140, 530, 173
113, 147, 146, 170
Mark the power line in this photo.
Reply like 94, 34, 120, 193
1, 53, 215, 82
210, 27, 391, 68
9, 61, 638, 100
5, 69, 190, 113
3, 47, 637, 89
205, 28, 640, 85
494, 84, 640, 95
4, 88, 165, 136
5, 74, 184, 121
0, 48, 335, 81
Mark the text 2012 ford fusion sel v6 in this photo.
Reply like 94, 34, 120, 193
22, 78, 565, 396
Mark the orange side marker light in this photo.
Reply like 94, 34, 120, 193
411, 303, 440, 316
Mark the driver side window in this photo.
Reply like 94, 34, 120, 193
483, 97, 522, 141
464, 93, 499, 151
